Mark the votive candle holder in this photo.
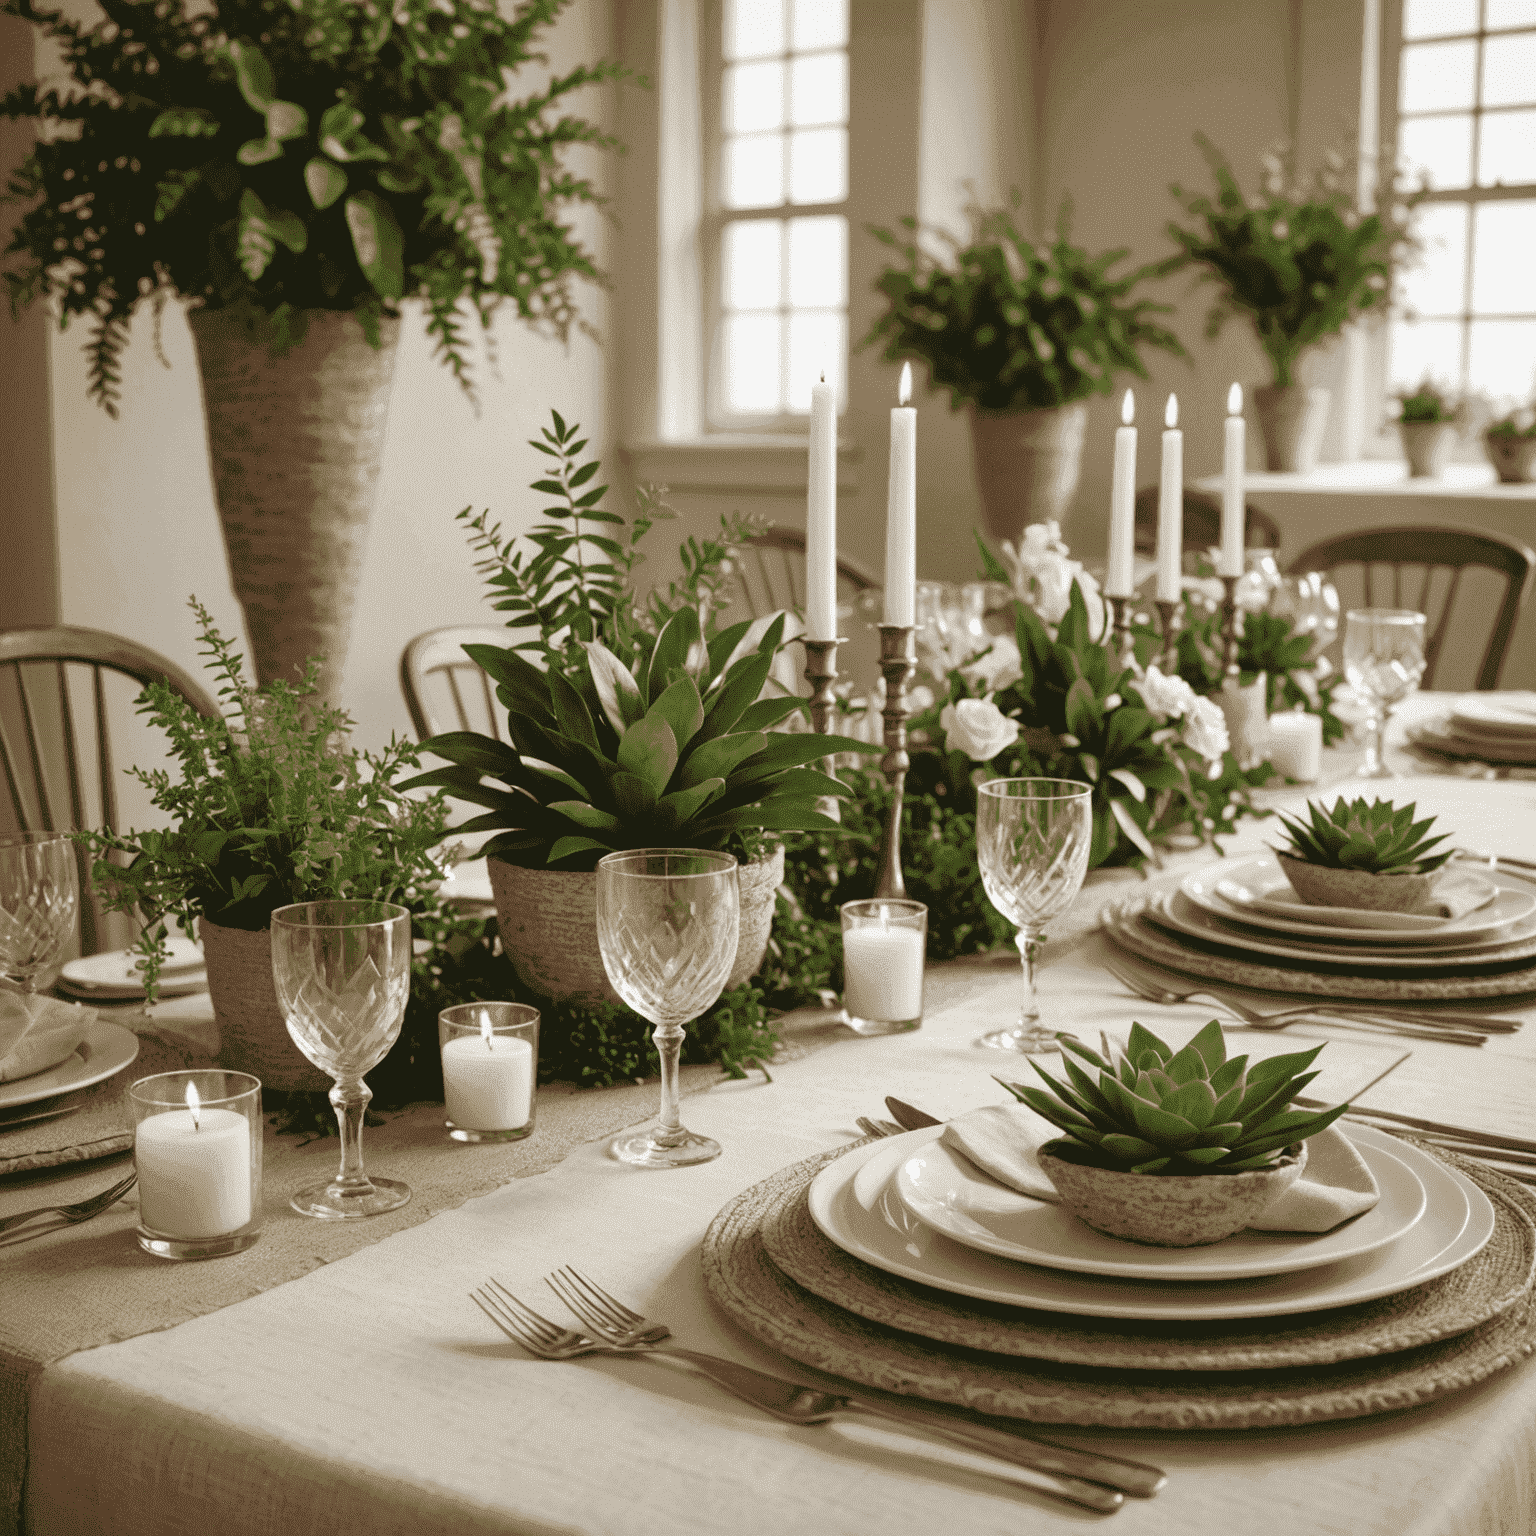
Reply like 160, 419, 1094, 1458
841, 899, 927, 1036
439, 1003, 540, 1142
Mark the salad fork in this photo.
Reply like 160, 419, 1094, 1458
0, 1171, 137, 1236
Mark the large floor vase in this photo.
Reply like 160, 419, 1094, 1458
190, 308, 401, 706
968, 403, 1088, 543
489, 845, 786, 1004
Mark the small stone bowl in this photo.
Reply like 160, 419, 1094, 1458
1277, 853, 1439, 915
1037, 1141, 1308, 1248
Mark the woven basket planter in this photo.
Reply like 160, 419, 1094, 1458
489, 845, 786, 1004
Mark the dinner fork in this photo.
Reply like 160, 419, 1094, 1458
0, 1171, 137, 1236
855, 1116, 903, 1139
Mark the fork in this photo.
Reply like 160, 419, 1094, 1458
0, 1171, 137, 1236
855, 1116, 903, 1139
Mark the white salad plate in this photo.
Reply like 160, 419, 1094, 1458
0, 1019, 140, 1110
60, 937, 207, 1000
808, 1126, 1493, 1321
1449, 693, 1536, 736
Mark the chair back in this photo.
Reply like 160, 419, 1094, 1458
733, 526, 881, 620
1287, 525, 1536, 691
400, 626, 515, 741
1133, 487, 1281, 556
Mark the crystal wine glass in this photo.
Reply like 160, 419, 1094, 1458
1343, 608, 1427, 779
0, 832, 79, 992
975, 779, 1094, 1053
596, 848, 739, 1168
270, 900, 412, 1218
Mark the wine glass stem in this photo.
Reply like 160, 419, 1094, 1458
653, 1023, 686, 1147
330, 1079, 376, 1196
1017, 929, 1042, 1031
1363, 705, 1391, 776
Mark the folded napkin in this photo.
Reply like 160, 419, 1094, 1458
942, 1104, 1379, 1234
0, 990, 95, 1082
1424, 870, 1498, 921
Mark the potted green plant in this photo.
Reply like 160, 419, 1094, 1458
404, 413, 876, 1003
1485, 410, 1536, 485
1274, 796, 1452, 913
75, 600, 448, 1088
2, 0, 621, 703
1161, 137, 1422, 473
1005, 1022, 1348, 1246
1394, 381, 1463, 477
865, 196, 1184, 543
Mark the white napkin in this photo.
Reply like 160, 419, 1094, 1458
1425, 870, 1498, 921
942, 1105, 1379, 1234
0, 991, 95, 1082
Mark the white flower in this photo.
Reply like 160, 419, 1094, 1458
940, 698, 1021, 762
997, 521, 1105, 636
1183, 696, 1231, 763
908, 683, 936, 713
1134, 665, 1200, 720
961, 634, 1022, 692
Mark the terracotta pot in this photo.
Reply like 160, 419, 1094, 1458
191, 308, 401, 706
968, 403, 1088, 543
1399, 420, 1457, 478
1251, 385, 1330, 473
1277, 852, 1441, 914
198, 917, 329, 1091
488, 845, 786, 1004
1485, 433, 1536, 485
1038, 1141, 1307, 1247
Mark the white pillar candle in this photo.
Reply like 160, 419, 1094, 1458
1155, 394, 1183, 603
443, 1034, 533, 1131
805, 377, 838, 641
844, 924, 925, 1023
1220, 383, 1246, 578
1267, 709, 1323, 782
1105, 389, 1137, 597
135, 1106, 252, 1238
884, 362, 917, 626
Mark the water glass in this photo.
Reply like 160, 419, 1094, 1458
1343, 608, 1426, 779
439, 1002, 539, 1143
0, 832, 79, 992
975, 779, 1094, 1053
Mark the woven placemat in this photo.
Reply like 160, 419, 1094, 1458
758, 1139, 1535, 1372
702, 1145, 1536, 1430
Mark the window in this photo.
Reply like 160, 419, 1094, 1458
705, 0, 850, 427
1389, 0, 1536, 404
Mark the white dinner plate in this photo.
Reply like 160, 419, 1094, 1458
808, 1125, 1493, 1321
893, 1134, 1426, 1281
1450, 693, 1536, 736
0, 1019, 140, 1110
60, 938, 207, 999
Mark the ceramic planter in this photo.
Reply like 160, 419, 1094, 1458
1251, 385, 1330, 473
968, 403, 1089, 543
1277, 852, 1439, 914
1038, 1140, 1307, 1247
1399, 420, 1457, 478
489, 844, 786, 1004
1485, 433, 1536, 484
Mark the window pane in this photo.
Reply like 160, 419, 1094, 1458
725, 134, 785, 209
1468, 319, 1536, 398
725, 0, 784, 61
1403, 0, 1478, 37
1472, 201, 1536, 311
1479, 108, 1536, 184
1389, 318, 1464, 389
723, 219, 782, 311
725, 61, 784, 133
1400, 39, 1478, 112
788, 127, 847, 203
790, 51, 848, 126
1400, 113, 1473, 189
787, 311, 846, 411
787, 215, 847, 307
724, 313, 782, 412
1483, 33, 1536, 107
791, 0, 848, 50
1487, 0, 1536, 28
1400, 203, 1470, 315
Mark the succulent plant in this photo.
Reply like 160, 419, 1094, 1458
1002, 1020, 1349, 1174
1276, 796, 1451, 876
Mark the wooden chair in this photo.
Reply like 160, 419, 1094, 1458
400, 625, 514, 742
733, 525, 881, 619
1287, 526, 1536, 691
1133, 487, 1281, 556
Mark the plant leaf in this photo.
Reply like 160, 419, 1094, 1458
304, 157, 348, 210
345, 192, 404, 300
616, 714, 679, 796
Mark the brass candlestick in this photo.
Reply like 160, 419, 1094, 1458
1154, 598, 1183, 673
873, 624, 917, 900
1218, 575, 1242, 680
1106, 594, 1135, 667
799, 637, 845, 737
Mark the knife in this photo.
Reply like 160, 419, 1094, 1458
886, 1096, 943, 1131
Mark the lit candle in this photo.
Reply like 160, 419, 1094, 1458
1220, 383, 1246, 578
1156, 394, 1183, 603
443, 1012, 533, 1132
1105, 389, 1137, 597
806, 374, 838, 641
885, 362, 917, 626
134, 1082, 252, 1238
844, 920, 925, 1024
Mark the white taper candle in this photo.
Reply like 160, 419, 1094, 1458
806, 376, 838, 640
1220, 383, 1246, 578
1156, 394, 1183, 603
1105, 389, 1137, 597
885, 362, 917, 626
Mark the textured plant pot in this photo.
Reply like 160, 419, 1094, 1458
968, 402, 1089, 544
1038, 1141, 1307, 1247
489, 845, 786, 1004
1400, 421, 1457, 478
1252, 385, 1330, 473
1485, 434, 1536, 484
198, 917, 330, 1091
191, 308, 401, 706
1277, 852, 1440, 914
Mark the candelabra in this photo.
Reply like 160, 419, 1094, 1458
873, 624, 917, 900
1153, 598, 1183, 674
799, 637, 845, 737
1218, 575, 1242, 680
1106, 594, 1135, 667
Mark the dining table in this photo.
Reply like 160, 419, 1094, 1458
3, 694, 1535, 1536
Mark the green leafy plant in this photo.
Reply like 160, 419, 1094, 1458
865, 194, 1185, 412
1003, 1020, 1349, 1175
1395, 380, 1461, 424
1, 0, 623, 412
1487, 411, 1536, 440
1275, 796, 1451, 875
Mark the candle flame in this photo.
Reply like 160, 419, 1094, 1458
186, 1081, 201, 1130
1227, 382, 1243, 416
480, 1011, 494, 1050
898, 361, 912, 406
1165, 394, 1179, 429
1120, 389, 1134, 426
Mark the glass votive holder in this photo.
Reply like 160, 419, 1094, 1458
439, 1003, 540, 1142
1267, 708, 1323, 782
840, 899, 927, 1036
129, 1071, 263, 1261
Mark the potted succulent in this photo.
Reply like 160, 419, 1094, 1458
865, 196, 1184, 542
1005, 1022, 1348, 1247
75, 601, 447, 1088
1161, 137, 1422, 472
2, 0, 621, 703
1485, 411, 1536, 485
1394, 381, 1463, 477
1274, 796, 1451, 913
405, 413, 876, 1003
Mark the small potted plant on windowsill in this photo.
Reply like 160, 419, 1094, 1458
1394, 381, 1463, 478
1485, 410, 1536, 484
1273, 795, 1453, 914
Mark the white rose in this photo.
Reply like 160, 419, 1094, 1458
961, 634, 1023, 692
1134, 665, 1200, 720
941, 698, 1021, 762
1183, 696, 1231, 763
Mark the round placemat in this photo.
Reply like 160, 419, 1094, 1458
702, 1145, 1536, 1430
758, 1140, 1533, 1372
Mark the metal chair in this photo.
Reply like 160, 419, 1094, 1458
732, 525, 881, 619
400, 625, 514, 742
1133, 487, 1281, 556
1287, 525, 1536, 691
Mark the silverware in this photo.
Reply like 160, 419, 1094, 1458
855, 1116, 903, 1139
886, 1097, 942, 1131
1295, 1099, 1536, 1157
1454, 848, 1536, 882
0, 1170, 137, 1235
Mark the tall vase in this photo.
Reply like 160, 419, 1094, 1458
190, 308, 401, 705
1251, 385, 1330, 473
968, 403, 1089, 544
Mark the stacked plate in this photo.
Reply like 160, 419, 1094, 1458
58, 937, 208, 1001
1410, 692, 1536, 768
0, 1018, 140, 1128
